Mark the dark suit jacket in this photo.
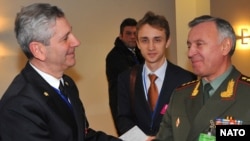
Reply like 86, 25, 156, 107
0, 62, 121, 141
106, 37, 144, 126
156, 66, 250, 141
116, 61, 197, 136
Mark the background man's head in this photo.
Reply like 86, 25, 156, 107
119, 18, 137, 48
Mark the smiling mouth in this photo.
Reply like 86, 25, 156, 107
148, 52, 157, 57
67, 52, 75, 57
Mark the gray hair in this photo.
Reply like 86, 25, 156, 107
15, 3, 65, 59
188, 15, 236, 56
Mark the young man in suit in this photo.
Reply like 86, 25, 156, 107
0, 3, 121, 141
106, 18, 144, 131
116, 11, 197, 138
155, 15, 250, 141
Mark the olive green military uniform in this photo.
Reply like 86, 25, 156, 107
155, 66, 250, 141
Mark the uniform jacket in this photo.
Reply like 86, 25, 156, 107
106, 37, 144, 125
0, 62, 121, 141
116, 61, 197, 136
156, 66, 250, 141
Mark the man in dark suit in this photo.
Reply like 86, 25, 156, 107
116, 11, 197, 139
155, 16, 250, 141
106, 18, 144, 130
0, 3, 121, 141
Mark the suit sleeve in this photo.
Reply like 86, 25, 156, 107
116, 70, 136, 136
85, 128, 122, 141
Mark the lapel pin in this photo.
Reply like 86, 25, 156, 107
65, 81, 69, 86
176, 117, 180, 128
43, 92, 49, 96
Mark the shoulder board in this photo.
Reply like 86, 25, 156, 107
177, 79, 199, 89
239, 75, 250, 84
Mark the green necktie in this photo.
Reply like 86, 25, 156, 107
203, 83, 212, 104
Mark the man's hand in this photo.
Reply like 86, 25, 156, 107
146, 136, 155, 141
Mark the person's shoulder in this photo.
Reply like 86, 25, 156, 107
170, 64, 192, 73
168, 61, 189, 71
106, 46, 118, 56
176, 79, 199, 90
106, 44, 128, 59
238, 74, 250, 85
168, 62, 196, 77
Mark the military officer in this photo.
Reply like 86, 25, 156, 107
154, 15, 250, 141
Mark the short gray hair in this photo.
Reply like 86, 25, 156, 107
188, 15, 236, 56
15, 3, 65, 59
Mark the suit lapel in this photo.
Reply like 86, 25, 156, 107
153, 65, 172, 121
151, 62, 184, 122
46, 86, 76, 124
187, 97, 236, 140
186, 81, 203, 123
64, 78, 85, 141
134, 67, 152, 114
23, 64, 77, 129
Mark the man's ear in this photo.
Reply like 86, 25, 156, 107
165, 37, 171, 49
221, 38, 232, 55
29, 41, 46, 61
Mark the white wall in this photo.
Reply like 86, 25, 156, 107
175, 0, 210, 70
0, 0, 173, 136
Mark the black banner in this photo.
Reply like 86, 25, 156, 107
216, 125, 250, 141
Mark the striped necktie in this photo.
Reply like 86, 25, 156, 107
59, 80, 68, 98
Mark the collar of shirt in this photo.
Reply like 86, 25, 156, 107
202, 65, 233, 96
29, 62, 62, 89
128, 47, 136, 53
143, 60, 168, 94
